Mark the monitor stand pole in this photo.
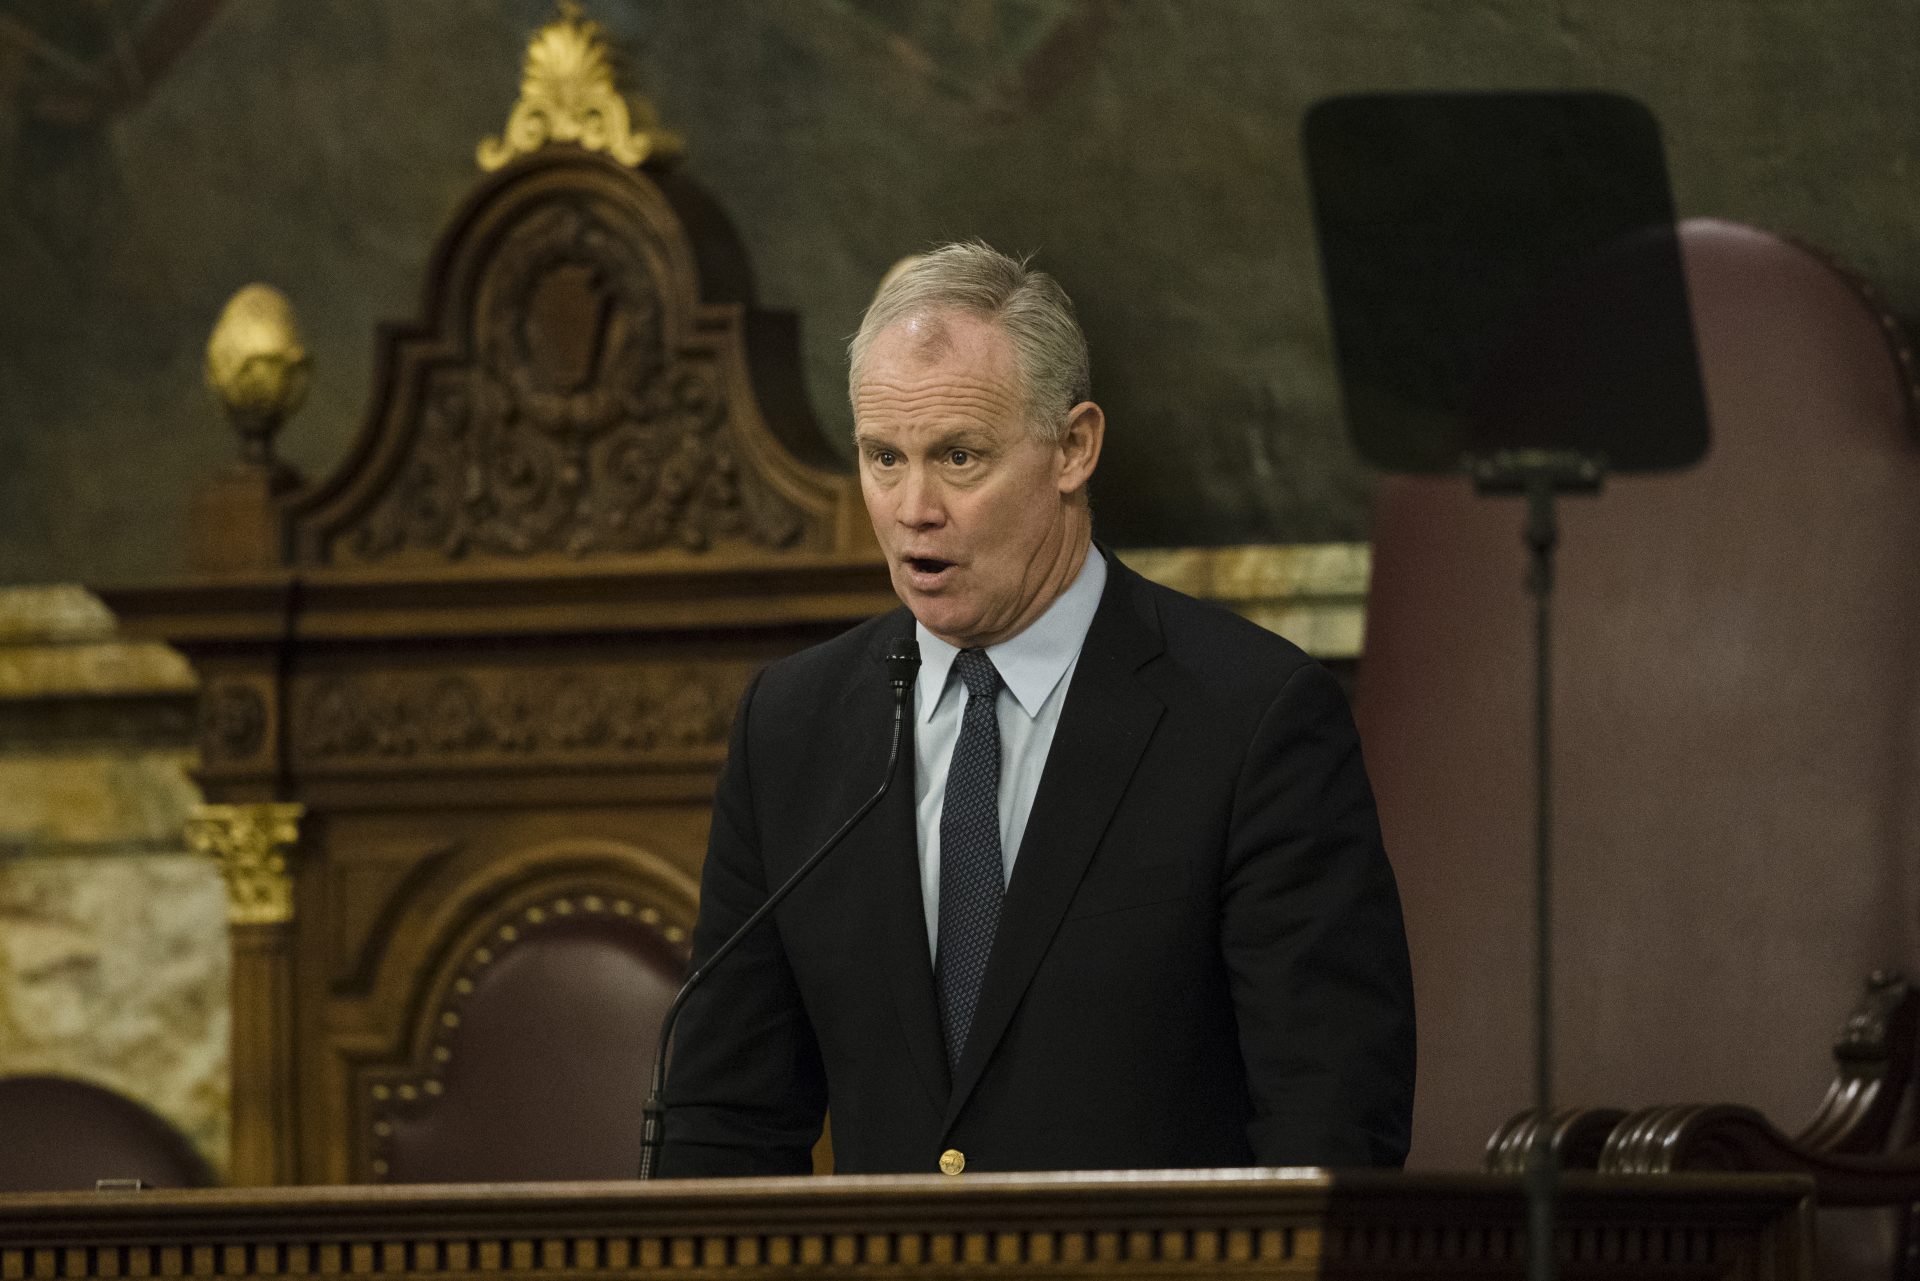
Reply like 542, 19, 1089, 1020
1467, 448, 1607, 1281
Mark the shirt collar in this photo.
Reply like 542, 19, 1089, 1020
914, 546, 1107, 723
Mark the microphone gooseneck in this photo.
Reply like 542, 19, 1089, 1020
637, 636, 922, 1179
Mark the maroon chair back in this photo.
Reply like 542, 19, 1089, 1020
0, 1075, 213, 1191
1357, 219, 1920, 1171
371, 891, 688, 1183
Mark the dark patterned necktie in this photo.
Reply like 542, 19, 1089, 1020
935, 648, 1005, 1071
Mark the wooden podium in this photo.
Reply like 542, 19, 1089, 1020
0, 1170, 1809, 1280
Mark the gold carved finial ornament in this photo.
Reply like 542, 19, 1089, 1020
477, 1, 683, 172
205, 283, 311, 469
186, 802, 307, 926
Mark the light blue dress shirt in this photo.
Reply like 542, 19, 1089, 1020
912, 546, 1108, 955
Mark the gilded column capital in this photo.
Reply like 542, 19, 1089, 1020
186, 802, 306, 926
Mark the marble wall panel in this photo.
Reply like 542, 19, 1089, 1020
0, 854, 228, 1175
0, 585, 224, 1177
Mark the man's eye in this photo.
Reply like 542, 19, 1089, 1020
872, 450, 898, 467
948, 450, 971, 466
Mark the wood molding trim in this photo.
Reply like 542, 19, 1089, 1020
0, 1171, 1810, 1281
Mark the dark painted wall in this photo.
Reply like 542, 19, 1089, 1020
1, 0, 1916, 584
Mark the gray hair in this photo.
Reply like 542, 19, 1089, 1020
847, 241, 1092, 443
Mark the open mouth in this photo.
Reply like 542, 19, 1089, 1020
903, 556, 957, 586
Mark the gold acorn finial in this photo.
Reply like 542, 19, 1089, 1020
205, 283, 311, 470
477, 1, 683, 172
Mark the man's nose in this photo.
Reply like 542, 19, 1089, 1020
895, 467, 945, 528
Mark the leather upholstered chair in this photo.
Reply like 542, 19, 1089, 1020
1356, 219, 1920, 1276
0, 1075, 214, 1191
362, 868, 692, 1183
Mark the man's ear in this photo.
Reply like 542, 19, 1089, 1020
1056, 401, 1105, 496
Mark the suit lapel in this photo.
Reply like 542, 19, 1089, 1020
841, 620, 951, 1113
941, 560, 1165, 1132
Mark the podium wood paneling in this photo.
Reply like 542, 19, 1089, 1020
0, 1171, 1811, 1281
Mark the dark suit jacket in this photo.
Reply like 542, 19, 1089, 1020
660, 552, 1414, 1176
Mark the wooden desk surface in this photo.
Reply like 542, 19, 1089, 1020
0, 1169, 1811, 1280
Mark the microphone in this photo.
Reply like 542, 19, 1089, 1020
637, 635, 921, 1178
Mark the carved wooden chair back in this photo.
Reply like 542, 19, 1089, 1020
103, 10, 891, 1186
1487, 972, 1920, 1178
359, 856, 694, 1183
106, 135, 891, 1184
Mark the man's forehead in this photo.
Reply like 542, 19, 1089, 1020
865, 310, 1016, 377
852, 312, 1030, 442
893, 313, 956, 362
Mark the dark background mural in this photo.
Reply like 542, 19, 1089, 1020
1, 0, 1915, 584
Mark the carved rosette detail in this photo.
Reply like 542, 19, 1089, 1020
297, 669, 734, 762
199, 681, 269, 761
346, 201, 802, 563
185, 803, 306, 926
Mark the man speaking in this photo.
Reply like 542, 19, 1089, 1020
659, 242, 1414, 1175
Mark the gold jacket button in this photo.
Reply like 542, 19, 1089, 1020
938, 1148, 966, 1176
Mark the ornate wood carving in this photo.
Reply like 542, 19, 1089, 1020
197, 679, 270, 764
291, 660, 747, 769
1490, 972, 1920, 1183
284, 149, 870, 571
341, 206, 802, 563
1484, 1106, 1630, 1176
1801, 970, 1918, 1154
102, 16, 894, 1188
1597, 972, 1920, 1203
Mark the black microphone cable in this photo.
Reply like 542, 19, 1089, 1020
637, 636, 921, 1179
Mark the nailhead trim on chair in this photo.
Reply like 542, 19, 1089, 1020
362, 886, 693, 1181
